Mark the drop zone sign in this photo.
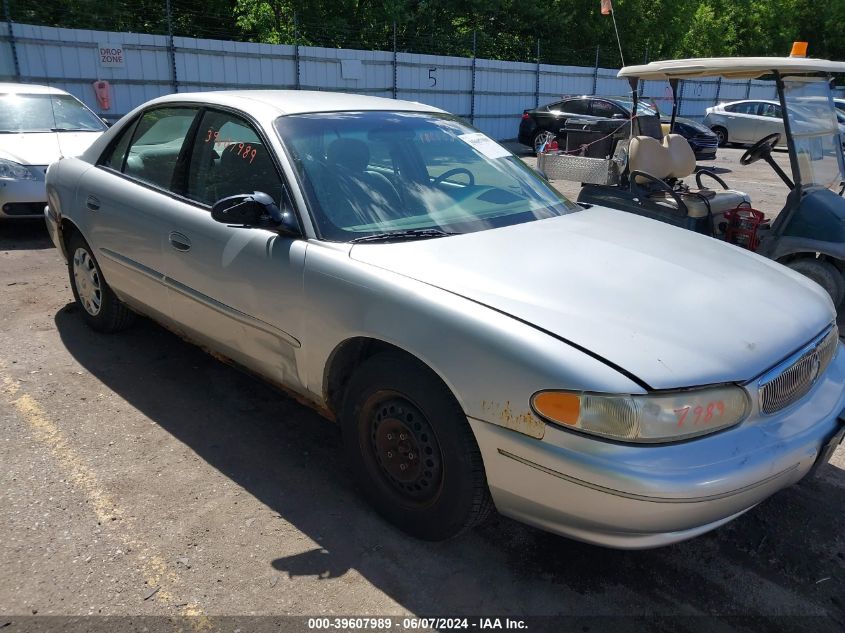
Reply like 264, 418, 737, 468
98, 44, 125, 68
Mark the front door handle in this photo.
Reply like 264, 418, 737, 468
86, 195, 100, 211
168, 231, 191, 252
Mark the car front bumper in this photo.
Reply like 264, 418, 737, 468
469, 347, 845, 549
0, 167, 48, 219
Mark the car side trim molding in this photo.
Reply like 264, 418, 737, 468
164, 277, 301, 349
99, 247, 301, 349
99, 247, 165, 283
497, 448, 799, 504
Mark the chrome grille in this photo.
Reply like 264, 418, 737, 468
759, 325, 839, 414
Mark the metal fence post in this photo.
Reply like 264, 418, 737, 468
534, 39, 540, 108
165, 0, 178, 92
3, 0, 21, 81
294, 13, 301, 90
714, 77, 722, 104
470, 29, 476, 124
745, 79, 751, 99
592, 45, 599, 95
677, 79, 686, 117
392, 20, 397, 100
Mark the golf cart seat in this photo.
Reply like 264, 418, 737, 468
629, 134, 750, 219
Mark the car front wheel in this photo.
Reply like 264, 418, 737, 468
712, 126, 728, 147
785, 257, 845, 307
340, 352, 492, 540
67, 233, 135, 332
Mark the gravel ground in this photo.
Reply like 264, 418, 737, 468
0, 145, 843, 631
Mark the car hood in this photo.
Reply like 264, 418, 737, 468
350, 207, 834, 390
0, 131, 103, 165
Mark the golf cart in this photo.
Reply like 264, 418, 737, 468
541, 55, 845, 306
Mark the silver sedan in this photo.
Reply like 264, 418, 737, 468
44, 91, 845, 548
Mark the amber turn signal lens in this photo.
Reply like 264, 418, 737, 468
532, 392, 580, 425
790, 41, 808, 58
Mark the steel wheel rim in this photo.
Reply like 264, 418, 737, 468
534, 130, 556, 153
714, 128, 726, 145
367, 396, 443, 505
73, 247, 102, 316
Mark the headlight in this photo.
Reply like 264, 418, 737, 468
0, 158, 35, 181
531, 385, 749, 443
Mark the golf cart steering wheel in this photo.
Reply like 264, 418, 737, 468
433, 167, 475, 186
740, 133, 781, 166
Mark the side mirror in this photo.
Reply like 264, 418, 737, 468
612, 113, 626, 120
211, 191, 300, 235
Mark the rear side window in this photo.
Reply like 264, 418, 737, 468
726, 102, 760, 115
116, 107, 199, 190
561, 99, 590, 116
185, 110, 284, 206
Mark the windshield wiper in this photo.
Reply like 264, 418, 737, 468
50, 127, 97, 132
350, 227, 457, 243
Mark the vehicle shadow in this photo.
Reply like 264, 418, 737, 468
0, 220, 53, 251
55, 307, 845, 626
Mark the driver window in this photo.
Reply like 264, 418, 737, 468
185, 110, 283, 206
760, 103, 781, 118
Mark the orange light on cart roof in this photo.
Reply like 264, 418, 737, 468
532, 392, 580, 425
790, 41, 808, 58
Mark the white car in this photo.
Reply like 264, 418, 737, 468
705, 98, 845, 149
0, 83, 107, 219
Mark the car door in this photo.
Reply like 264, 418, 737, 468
757, 102, 786, 144
77, 106, 201, 315
730, 102, 765, 143
158, 107, 307, 389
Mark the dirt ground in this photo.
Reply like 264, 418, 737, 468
1, 145, 844, 632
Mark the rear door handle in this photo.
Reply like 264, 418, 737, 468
86, 195, 100, 211
168, 231, 191, 252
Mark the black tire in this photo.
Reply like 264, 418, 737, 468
67, 232, 135, 332
785, 257, 845, 307
712, 126, 728, 147
340, 352, 493, 540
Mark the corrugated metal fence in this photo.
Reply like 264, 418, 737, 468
0, 21, 806, 140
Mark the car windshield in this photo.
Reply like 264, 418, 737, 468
782, 77, 845, 189
0, 93, 106, 133
275, 111, 577, 242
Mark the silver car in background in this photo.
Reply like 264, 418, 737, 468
44, 91, 845, 548
1, 83, 106, 219
705, 98, 845, 149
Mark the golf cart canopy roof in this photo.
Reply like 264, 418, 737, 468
618, 57, 845, 80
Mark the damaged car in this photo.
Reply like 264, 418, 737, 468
45, 91, 845, 548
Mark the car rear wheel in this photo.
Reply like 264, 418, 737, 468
785, 257, 845, 307
532, 129, 557, 155
67, 233, 135, 332
712, 126, 728, 147
340, 352, 492, 540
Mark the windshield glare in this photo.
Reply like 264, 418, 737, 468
782, 78, 845, 189
275, 111, 577, 242
0, 93, 106, 133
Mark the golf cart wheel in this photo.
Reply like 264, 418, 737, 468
340, 352, 492, 540
532, 129, 557, 155
712, 126, 728, 147
67, 232, 135, 332
785, 257, 845, 307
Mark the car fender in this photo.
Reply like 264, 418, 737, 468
299, 243, 645, 440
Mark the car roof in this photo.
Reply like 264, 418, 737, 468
619, 57, 845, 80
0, 82, 71, 96
147, 90, 445, 116
719, 99, 779, 106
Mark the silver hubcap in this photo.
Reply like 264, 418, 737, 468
534, 131, 556, 153
73, 247, 102, 316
